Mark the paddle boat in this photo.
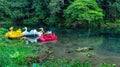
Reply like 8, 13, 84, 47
22, 27, 44, 44
22, 27, 42, 37
38, 31, 58, 42
5, 27, 23, 39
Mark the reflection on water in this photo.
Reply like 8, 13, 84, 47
41, 27, 120, 66
98, 37, 120, 56
40, 40, 57, 44
43, 28, 120, 56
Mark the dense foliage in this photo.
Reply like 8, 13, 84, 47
97, 0, 120, 22
0, 0, 120, 28
64, 0, 104, 27
0, 0, 10, 22
31, 60, 116, 67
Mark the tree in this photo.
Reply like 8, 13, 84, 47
97, 0, 120, 22
23, 0, 50, 25
0, 0, 10, 21
7, 0, 30, 25
46, 0, 64, 26
64, 0, 104, 27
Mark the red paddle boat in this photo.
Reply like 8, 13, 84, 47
38, 33, 58, 42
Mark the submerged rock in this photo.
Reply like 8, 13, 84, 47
75, 47, 93, 52
86, 53, 94, 58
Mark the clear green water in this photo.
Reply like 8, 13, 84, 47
41, 28, 120, 66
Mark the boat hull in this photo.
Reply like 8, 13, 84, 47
38, 34, 57, 42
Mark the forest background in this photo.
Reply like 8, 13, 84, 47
0, 0, 120, 28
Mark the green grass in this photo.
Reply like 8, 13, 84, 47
31, 59, 116, 67
0, 28, 42, 67
0, 39, 42, 67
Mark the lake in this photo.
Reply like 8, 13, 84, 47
41, 27, 120, 67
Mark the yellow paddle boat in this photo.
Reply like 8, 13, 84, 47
5, 27, 23, 39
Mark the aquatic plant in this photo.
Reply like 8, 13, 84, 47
99, 63, 116, 67
31, 60, 116, 67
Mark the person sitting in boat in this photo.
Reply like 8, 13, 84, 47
39, 28, 52, 36
39, 28, 45, 35
44, 31, 52, 35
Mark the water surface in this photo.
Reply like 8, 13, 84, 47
42, 28, 120, 66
